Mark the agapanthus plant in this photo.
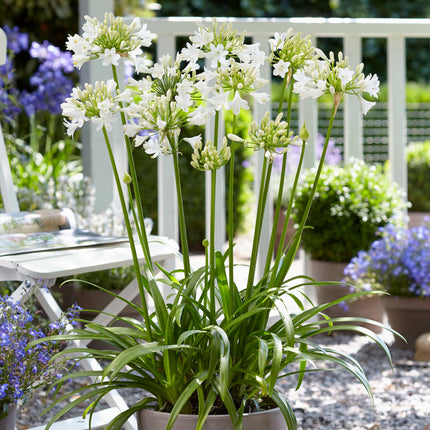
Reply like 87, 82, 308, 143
344, 223, 430, 297
0, 296, 80, 418
45, 14, 394, 430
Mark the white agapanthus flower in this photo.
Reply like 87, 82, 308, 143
61, 79, 122, 136
293, 52, 380, 115
143, 137, 164, 158
189, 26, 215, 48
273, 59, 291, 78
226, 91, 249, 115
206, 43, 229, 68
183, 135, 203, 150
66, 13, 153, 70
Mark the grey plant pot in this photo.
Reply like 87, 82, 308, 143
0, 404, 17, 430
137, 408, 287, 430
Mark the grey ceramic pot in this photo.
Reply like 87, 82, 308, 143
137, 408, 287, 430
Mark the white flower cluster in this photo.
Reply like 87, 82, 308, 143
244, 112, 300, 160
268, 29, 318, 80
293, 51, 380, 114
62, 79, 130, 136
66, 13, 152, 71
61, 17, 380, 170
190, 137, 231, 171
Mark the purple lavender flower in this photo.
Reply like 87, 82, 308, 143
3, 25, 29, 54
1, 30, 74, 119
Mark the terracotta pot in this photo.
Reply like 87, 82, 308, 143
137, 408, 287, 430
382, 295, 430, 350
0, 404, 17, 430
408, 211, 430, 229
309, 259, 385, 332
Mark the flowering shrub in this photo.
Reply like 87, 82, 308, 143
1, 25, 74, 119
407, 140, 430, 212
0, 25, 81, 213
344, 223, 430, 297
0, 296, 80, 415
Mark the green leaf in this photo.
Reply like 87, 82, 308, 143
257, 337, 268, 376
270, 390, 297, 430
273, 296, 295, 348
209, 325, 230, 400
166, 371, 209, 430
102, 342, 182, 380
106, 397, 157, 430
268, 333, 282, 394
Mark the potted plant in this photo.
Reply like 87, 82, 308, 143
292, 159, 408, 325
38, 15, 397, 430
344, 222, 430, 349
0, 296, 79, 429
406, 140, 430, 227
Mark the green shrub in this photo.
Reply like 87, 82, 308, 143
292, 159, 408, 262
407, 140, 430, 212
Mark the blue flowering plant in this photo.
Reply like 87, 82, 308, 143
344, 223, 430, 298
0, 25, 81, 212
40, 15, 396, 430
0, 296, 80, 418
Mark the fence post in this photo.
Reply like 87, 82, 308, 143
253, 35, 272, 276
78, 0, 127, 214
343, 34, 363, 160
156, 35, 179, 242
387, 35, 407, 192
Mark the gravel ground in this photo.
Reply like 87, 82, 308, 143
15, 330, 430, 430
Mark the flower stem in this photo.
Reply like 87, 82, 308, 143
275, 102, 338, 284
102, 126, 153, 341
246, 156, 272, 296
111, 64, 154, 273
264, 78, 294, 273
228, 115, 237, 291
208, 111, 221, 316
172, 147, 191, 277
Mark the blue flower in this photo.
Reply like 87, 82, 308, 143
0, 296, 79, 405
344, 223, 430, 297
3, 25, 29, 54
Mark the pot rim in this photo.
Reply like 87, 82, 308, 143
140, 407, 281, 421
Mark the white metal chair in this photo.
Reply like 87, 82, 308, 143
0, 28, 178, 430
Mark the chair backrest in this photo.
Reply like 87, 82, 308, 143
0, 28, 20, 213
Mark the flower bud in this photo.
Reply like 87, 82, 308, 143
123, 172, 132, 184
299, 122, 310, 142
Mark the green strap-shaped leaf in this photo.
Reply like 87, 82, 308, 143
270, 390, 297, 430
215, 251, 232, 320
166, 371, 209, 430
